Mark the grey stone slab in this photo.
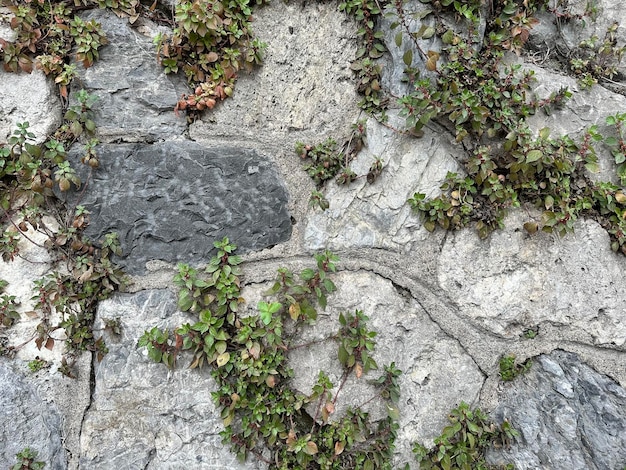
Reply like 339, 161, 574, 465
0, 362, 67, 469
81, 289, 264, 469
75, 9, 187, 142
63, 140, 292, 274
488, 350, 626, 470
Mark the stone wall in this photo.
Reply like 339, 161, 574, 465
1, 1, 625, 469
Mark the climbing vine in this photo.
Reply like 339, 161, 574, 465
139, 238, 406, 469
0, 1, 128, 372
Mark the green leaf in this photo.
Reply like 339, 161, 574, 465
395, 31, 403, 47
387, 404, 400, 421
403, 49, 413, 67
338, 345, 349, 366
257, 302, 272, 325
526, 150, 543, 163
441, 29, 454, 44
421, 27, 436, 39
215, 340, 227, 354
178, 290, 193, 311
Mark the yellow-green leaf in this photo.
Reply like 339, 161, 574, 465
526, 149, 543, 163
216, 352, 230, 367
403, 49, 413, 67
523, 221, 538, 234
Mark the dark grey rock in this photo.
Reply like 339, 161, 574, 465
76, 9, 188, 142
64, 140, 292, 274
488, 350, 626, 470
0, 362, 67, 469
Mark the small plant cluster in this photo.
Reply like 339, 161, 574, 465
0, 99, 125, 370
339, 0, 388, 114
27, 356, 50, 373
569, 22, 625, 89
153, 0, 267, 116
413, 402, 517, 470
11, 447, 45, 470
499, 354, 532, 382
296, 121, 385, 210
139, 238, 404, 468
31, 221, 125, 369
0, 278, 20, 328
380, 0, 626, 255
0, 0, 117, 98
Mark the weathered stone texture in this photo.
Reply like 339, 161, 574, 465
82, 289, 264, 469
0, 363, 66, 469
63, 140, 292, 274
244, 270, 485, 463
304, 116, 459, 252
75, 10, 187, 142
189, 1, 361, 143
438, 211, 626, 346
0, 68, 62, 144
488, 351, 626, 470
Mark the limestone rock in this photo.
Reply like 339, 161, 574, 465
488, 350, 626, 470
304, 116, 459, 252
0, 68, 62, 144
62, 140, 292, 274
526, 64, 626, 183
82, 289, 264, 469
244, 270, 485, 462
189, 0, 361, 144
75, 9, 187, 143
528, 1, 626, 78
438, 211, 626, 347
0, 362, 67, 469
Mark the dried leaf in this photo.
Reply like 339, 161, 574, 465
304, 441, 318, 455
288, 302, 301, 320
334, 441, 345, 455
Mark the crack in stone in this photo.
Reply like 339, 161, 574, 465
76, 352, 97, 467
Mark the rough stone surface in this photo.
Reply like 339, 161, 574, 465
0, 68, 62, 144
526, 64, 626, 183
304, 115, 459, 252
528, 1, 626, 78
0, 362, 66, 469
488, 350, 626, 470
75, 10, 188, 143
272, 271, 484, 460
438, 210, 626, 347
81, 289, 263, 469
62, 140, 292, 274
189, 0, 361, 144
2, 0, 626, 467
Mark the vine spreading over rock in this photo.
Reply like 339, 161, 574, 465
139, 238, 405, 469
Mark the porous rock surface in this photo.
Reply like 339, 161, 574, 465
81, 289, 262, 470
1, 0, 626, 469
